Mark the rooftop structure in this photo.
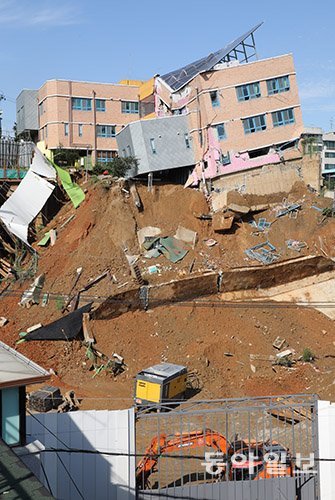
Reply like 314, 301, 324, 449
161, 22, 263, 91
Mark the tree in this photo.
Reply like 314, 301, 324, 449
93, 155, 138, 177
53, 145, 81, 167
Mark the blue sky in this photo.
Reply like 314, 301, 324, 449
0, 0, 334, 134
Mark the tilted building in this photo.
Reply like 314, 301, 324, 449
117, 23, 304, 183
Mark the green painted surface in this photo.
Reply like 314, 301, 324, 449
54, 165, 85, 208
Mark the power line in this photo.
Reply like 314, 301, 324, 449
3, 286, 335, 309
16, 446, 335, 463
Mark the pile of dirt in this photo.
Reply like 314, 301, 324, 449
1, 178, 335, 410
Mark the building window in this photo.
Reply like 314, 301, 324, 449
267, 76, 290, 95
236, 82, 261, 101
96, 125, 115, 137
272, 108, 295, 127
64, 123, 69, 136
243, 114, 267, 134
72, 98, 92, 111
78, 124, 83, 137
38, 101, 44, 116
121, 101, 139, 114
45, 125, 48, 138
127, 145, 132, 156
325, 152, 335, 158
96, 99, 106, 112
97, 150, 117, 163
324, 141, 335, 149
150, 138, 156, 154
210, 90, 220, 108
198, 129, 203, 147
1, 387, 20, 445
215, 123, 226, 141
324, 164, 335, 170
184, 133, 190, 148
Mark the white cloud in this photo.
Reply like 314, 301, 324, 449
299, 79, 335, 100
0, 0, 81, 27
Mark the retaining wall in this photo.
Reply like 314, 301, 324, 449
92, 255, 335, 320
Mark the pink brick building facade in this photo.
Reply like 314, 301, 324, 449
38, 79, 141, 164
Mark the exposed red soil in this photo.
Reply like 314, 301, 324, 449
1, 179, 335, 410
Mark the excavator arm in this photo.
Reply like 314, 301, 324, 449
136, 428, 230, 488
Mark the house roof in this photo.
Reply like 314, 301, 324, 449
0, 340, 50, 389
160, 23, 263, 92
0, 438, 53, 498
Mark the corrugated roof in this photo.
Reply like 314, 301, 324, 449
0, 340, 50, 388
0, 438, 53, 498
160, 23, 263, 92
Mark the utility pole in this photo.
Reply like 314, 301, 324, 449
0, 92, 5, 138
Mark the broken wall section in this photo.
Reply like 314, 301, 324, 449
211, 156, 321, 212
93, 255, 335, 320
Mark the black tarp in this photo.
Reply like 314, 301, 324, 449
25, 303, 93, 341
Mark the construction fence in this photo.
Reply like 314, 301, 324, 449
136, 395, 319, 500
0, 138, 34, 179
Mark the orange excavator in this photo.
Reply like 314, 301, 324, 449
136, 430, 294, 489
136, 428, 230, 489
230, 439, 293, 481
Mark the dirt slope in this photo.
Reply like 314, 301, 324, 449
1, 179, 335, 410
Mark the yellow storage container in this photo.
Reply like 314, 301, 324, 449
134, 363, 187, 406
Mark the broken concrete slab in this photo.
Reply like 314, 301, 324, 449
276, 349, 294, 359
137, 227, 161, 247
0, 317, 8, 327
228, 202, 250, 214
273, 336, 286, 350
175, 225, 197, 249
143, 248, 161, 259
212, 213, 234, 232
129, 182, 143, 211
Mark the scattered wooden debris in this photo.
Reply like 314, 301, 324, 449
29, 386, 63, 412
57, 390, 80, 413
27, 323, 43, 333
268, 397, 312, 423
82, 313, 95, 345
49, 228, 57, 246
19, 274, 45, 308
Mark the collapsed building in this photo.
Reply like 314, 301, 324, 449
117, 23, 306, 187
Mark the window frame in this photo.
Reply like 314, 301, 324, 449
215, 123, 226, 141
96, 99, 106, 112
243, 114, 267, 134
236, 82, 261, 102
72, 97, 92, 111
64, 123, 69, 136
272, 108, 295, 128
96, 124, 116, 137
210, 90, 220, 108
121, 101, 139, 114
267, 75, 290, 95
